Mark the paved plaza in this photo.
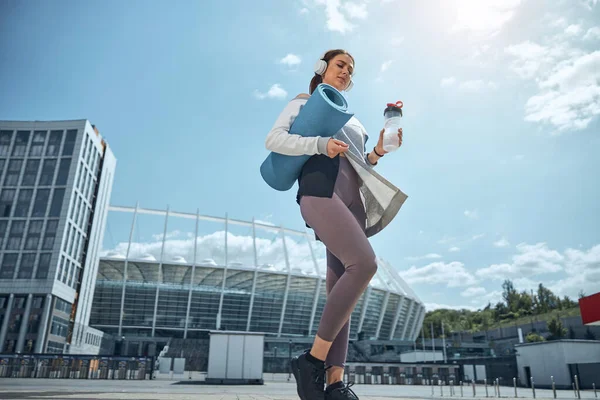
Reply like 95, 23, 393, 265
0, 377, 598, 400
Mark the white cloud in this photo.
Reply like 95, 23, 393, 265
152, 230, 182, 241
343, 1, 368, 19
405, 253, 443, 261
472, 234, 485, 240
449, 247, 461, 253
438, 235, 456, 245
381, 60, 393, 72
505, 18, 600, 134
524, 51, 600, 133
464, 209, 479, 219
401, 261, 477, 288
450, 0, 522, 39
461, 286, 486, 297
550, 244, 600, 298
582, 0, 599, 10
565, 24, 583, 36
476, 242, 564, 280
440, 77, 497, 92
254, 84, 288, 100
101, 229, 325, 276
441, 77, 456, 87
390, 36, 405, 46
583, 27, 600, 40
300, 7, 309, 14
314, 0, 357, 34
459, 80, 498, 92
514, 154, 525, 161
279, 54, 302, 67
494, 237, 510, 248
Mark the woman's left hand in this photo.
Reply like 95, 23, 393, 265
375, 127, 403, 155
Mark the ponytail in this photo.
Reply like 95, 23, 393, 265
309, 74, 323, 94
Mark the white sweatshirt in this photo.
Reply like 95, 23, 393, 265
264, 95, 330, 156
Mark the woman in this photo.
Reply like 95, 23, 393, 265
264, 49, 406, 400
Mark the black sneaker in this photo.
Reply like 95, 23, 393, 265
325, 381, 359, 400
290, 350, 330, 400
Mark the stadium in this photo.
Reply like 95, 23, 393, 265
89, 204, 425, 365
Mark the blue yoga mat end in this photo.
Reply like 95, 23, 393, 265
260, 84, 354, 191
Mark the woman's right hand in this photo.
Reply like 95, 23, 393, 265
326, 138, 349, 158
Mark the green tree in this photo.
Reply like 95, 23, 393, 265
547, 315, 567, 340
502, 280, 520, 312
526, 332, 545, 342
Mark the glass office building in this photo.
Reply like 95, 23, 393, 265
91, 206, 425, 341
0, 120, 116, 354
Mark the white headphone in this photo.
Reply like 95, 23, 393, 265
314, 52, 354, 92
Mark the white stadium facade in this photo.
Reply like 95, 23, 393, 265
90, 204, 426, 343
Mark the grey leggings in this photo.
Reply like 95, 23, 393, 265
299, 156, 378, 367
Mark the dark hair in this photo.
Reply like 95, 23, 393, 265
309, 49, 355, 94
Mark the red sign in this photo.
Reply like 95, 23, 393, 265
579, 292, 600, 326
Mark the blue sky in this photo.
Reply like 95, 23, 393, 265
1, 0, 599, 311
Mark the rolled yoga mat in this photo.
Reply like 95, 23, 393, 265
260, 83, 354, 191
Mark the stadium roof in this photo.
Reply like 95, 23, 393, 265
100, 205, 421, 302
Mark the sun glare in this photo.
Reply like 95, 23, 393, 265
451, 0, 521, 38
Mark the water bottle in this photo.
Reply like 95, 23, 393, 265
382, 101, 403, 152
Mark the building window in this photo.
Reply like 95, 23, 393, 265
0, 253, 18, 279
17, 253, 35, 279
0, 130, 13, 157
39, 159, 57, 186
42, 219, 58, 250
49, 188, 65, 217
22, 159, 40, 186
50, 316, 69, 337
0, 189, 15, 217
32, 189, 50, 217
11, 131, 30, 157
36, 253, 51, 279
55, 158, 71, 186
25, 219, 43, 250
62, 130, 77, 156
29, 131, 46, 157
55, 298, 72, 314
0, 159, 5, 177
6, 220, 25, 250
14, 189, 33, 217
46, 130, 62, 157
0, 220, 7, 248
32, 296, 44, 309
56, 256, 66, 282
46, 340, 64, 354
4, 159, 23, 187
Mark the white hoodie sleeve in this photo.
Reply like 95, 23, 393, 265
265, 97, 330, 156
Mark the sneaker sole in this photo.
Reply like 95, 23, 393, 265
290, 357, 306, 400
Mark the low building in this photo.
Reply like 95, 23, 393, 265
515, 340, 600, 389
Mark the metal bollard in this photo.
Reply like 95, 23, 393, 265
441, 382, 444, 397
432, 382, 435, 396
573, 382, 577, 398
514, 377, 517, 398
461, 381, 464, 397
531, 377, 536, 399
594, 383, 597, 398
497, 378, 501, 397
575, 375, 581, 399
486, 379, 489, 398
473, 380, 476, 397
